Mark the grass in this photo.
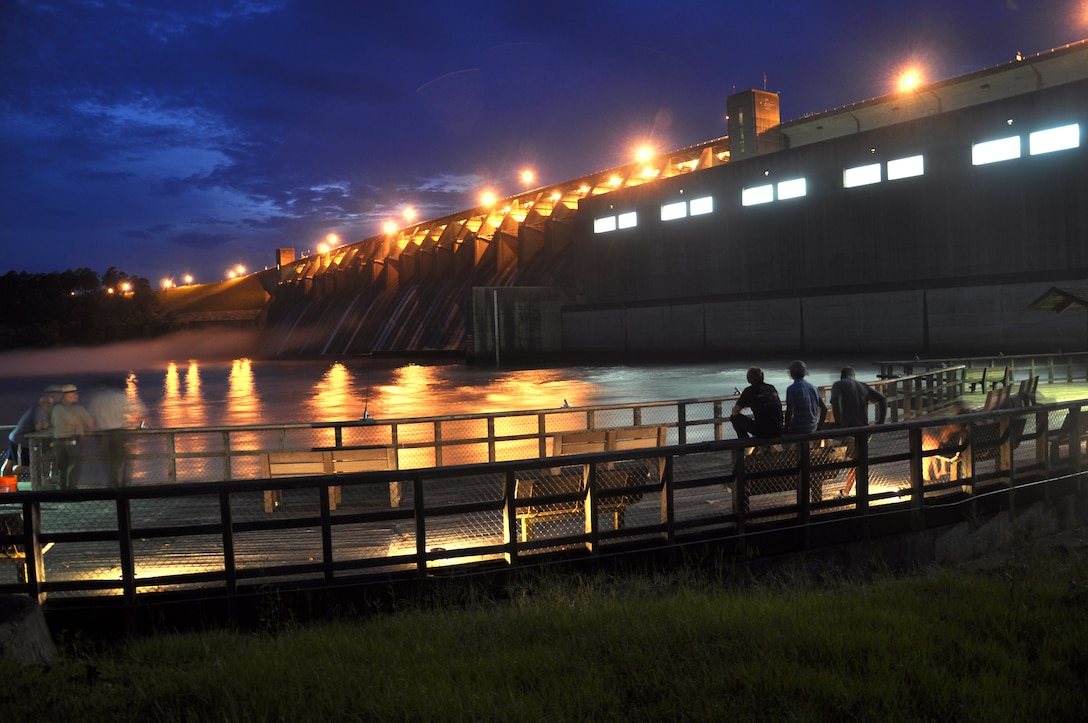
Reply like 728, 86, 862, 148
6, 539, 1088, 723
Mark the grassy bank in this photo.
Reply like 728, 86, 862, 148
6, 543, 1088, 722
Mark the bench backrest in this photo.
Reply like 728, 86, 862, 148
552, 426, 666, 457
262, 448, 397, 479
262, 451, 332, 478
330, 447, 397, 473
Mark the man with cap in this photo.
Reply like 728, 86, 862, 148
784, 360, 826, 435
51, 385, 94, 489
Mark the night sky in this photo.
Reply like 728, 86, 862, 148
2, 1, 1083, 285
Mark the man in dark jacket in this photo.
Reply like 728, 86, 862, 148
731, 367, 784, 441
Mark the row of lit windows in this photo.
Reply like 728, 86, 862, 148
593, 122, 1081, 233
971, 123, 1080, 165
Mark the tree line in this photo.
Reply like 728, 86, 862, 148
0, 267, 167, 350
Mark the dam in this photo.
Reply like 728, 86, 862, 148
173, 41, 1088, 362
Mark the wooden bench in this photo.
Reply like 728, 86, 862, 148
1048, 407, 1088, 461
964, 366, 1011, 393
511, 470, 639, 542
261, 447, 398, 513
551, 425, 667, 479
732, 443, 847, 514
968, 415, 1027, 473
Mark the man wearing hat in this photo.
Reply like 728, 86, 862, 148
51, 385, 94, 489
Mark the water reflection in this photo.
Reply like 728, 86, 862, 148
225, 358, 261, 426
307, 362, 359, 422
159, 361, 208, 429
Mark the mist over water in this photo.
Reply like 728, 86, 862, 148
0, 336, 874, 427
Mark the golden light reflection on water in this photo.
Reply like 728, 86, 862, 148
159, 361, 208, 428
224, 358, 261, 426
370, 365, 593, 420
143, 359, 603, 431
306, 362, 360, 422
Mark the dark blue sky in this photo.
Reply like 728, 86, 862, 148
2, 1, 1082, 284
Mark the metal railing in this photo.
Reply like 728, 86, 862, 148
3, 396, 1086, 621
876, 352, 1088, 383
21, 367, 965, 491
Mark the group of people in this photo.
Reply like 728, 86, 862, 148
730, 360, 887, 497
3, 378, 148, 490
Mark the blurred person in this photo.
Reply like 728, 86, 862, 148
830, 367, 887, 496
3, 395, 53, 478
51, 384, 94, 490
784, 360, 826, 435
86, 376, 148, 487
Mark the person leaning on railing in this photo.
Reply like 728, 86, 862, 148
831, 367, 887, 497
51, 384, 94, 490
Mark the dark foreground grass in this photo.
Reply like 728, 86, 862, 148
5, 546, 1088, 722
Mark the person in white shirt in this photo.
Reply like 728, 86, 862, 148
86, 376, 148, 487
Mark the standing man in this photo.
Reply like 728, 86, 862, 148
831, 367, 888, 496
730, 367, 783, 441
2, 395, 53, 477
51, 384, 94, 490
784, 360, 827, 435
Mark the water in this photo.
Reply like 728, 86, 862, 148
0, 333, 867, 427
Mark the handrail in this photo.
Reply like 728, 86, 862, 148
875, 351, 1088, 383
2, 398, 1084, 622
23, 367, 962, 488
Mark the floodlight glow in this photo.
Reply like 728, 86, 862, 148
972, 136, 1021, 165
594, 216, 617, 234
689, 196, 713, 216
617, 211, 637, 229
317, 243, 329, 254
1029, 123, 1080, 155
887, 154, 925, 180
777, 178, 807, 200
661, 201, 687, 221
898, 70, 921, 92
608, 175, 622, 187
636, 146, 653, 162
843, 163, 882, 188
383, 221, 397, 234
520, 169, 535, 185
742, 184, 774, 206
480, 191, 497, 206
326, 233, 340, 246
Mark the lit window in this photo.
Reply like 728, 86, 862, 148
843, 163, 881, 188
887, 154, 925, 180
689, 196, 713, 216
972, 136, 1021, 165
594, 216, 617, 233
742, 184, 774, 206
661, 201, 687, 221
1029, 123, 1080, 155
777, 178, 807, 200
617, 211, 638, 229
